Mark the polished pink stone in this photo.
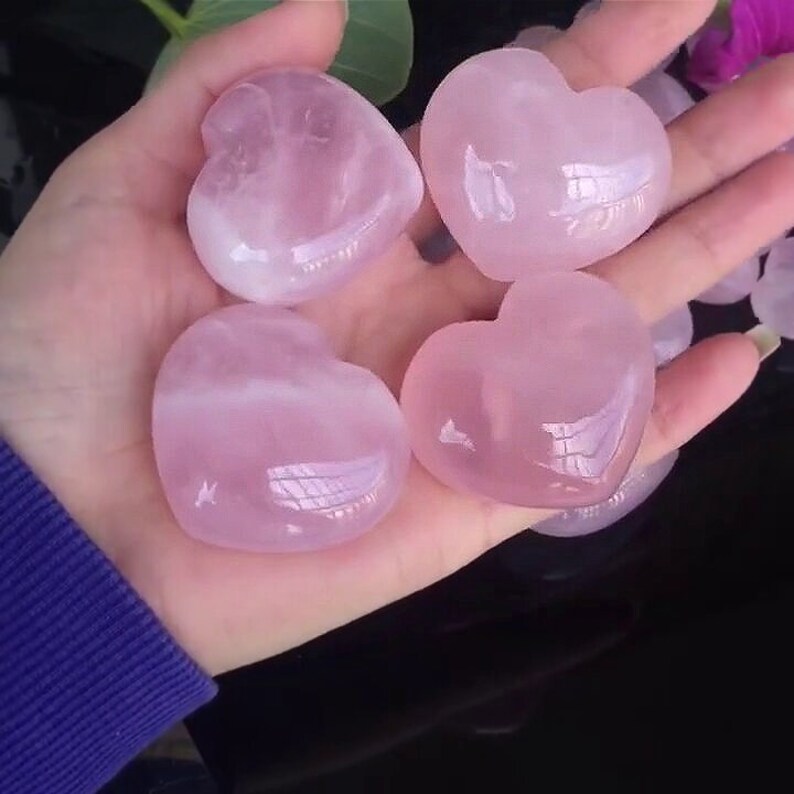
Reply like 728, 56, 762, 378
651, 304, 694, 367
187, 70, 424, 306
533, 451, 678, 537
401, 273, 656, 508
420, 49, 672, 280
751, 237, 794, 339
152, 304, 410, 552
697, 255, 760, 305
631, 71, 694, 126
509, 25, 561, 50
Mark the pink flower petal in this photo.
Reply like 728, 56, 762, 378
687, 0, 794, 92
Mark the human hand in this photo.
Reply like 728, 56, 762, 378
0, 0, 791, 675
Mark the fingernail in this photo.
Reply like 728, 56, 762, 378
745, 323, 782, 362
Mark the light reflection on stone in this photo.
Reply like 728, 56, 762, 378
421, 48, 671, 280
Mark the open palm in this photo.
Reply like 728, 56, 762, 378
1, 0, 792, 675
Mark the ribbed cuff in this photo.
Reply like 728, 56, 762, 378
0, 440, 218, 794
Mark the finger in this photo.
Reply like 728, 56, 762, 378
543, 0, 715, 90
666, 54, 794, 213
433, 252, 508, 320
633, 332, 760, 466
437, 151, 794, 324
111, 0, 345, 213
590, 152, 794, 323
402, 123, 443, 246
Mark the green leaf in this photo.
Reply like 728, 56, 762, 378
139, 0, 189, 37
329, 0, 413, 105
145, 0, 413, 105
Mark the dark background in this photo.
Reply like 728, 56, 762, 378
2, 1, 794, 792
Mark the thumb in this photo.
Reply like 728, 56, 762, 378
115, 0, 346, 204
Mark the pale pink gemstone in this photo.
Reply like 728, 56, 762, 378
651, 304, 694, 367
751, 237, 794, 339
697, 256, 761, 305
420, 49, 672, 280
631, 71, 694, 126
508, 25, 561, 51
187, 70, 424, 306
152, 304, 410, 553
401, 273, 656, 508
533, 451, 678, 537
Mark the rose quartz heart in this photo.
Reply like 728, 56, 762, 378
420, 49, 672, 280
152, 304, 410, 552
187, 70, 424, 306
401, 273, 656, 508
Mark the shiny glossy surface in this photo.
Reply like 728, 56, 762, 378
533, 451, 678, 537
698, 255, 760, 305
7, 5, 794, 788
401, 273, 656, 508
651, 304, 694, 367
152, 304, 410, 552
420, 49, 672, 280
188, 70, 424, 306
631, 71, 694, 126
751, 237, 794, 339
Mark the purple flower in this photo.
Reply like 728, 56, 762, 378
687, 0, 794, 92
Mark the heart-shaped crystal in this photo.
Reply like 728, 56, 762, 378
420, 49, 672, 280
152, 304, 410, 552
187, 70, 424, 306
401, 273, 656, 508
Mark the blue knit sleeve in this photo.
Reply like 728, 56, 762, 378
0, 440, 218, 794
